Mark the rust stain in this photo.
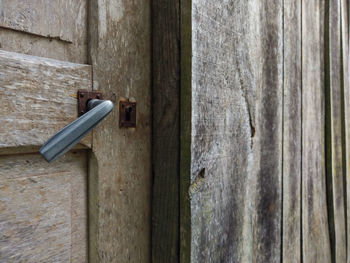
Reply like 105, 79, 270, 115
268, 202, 275, 214
69, 93, 78, 99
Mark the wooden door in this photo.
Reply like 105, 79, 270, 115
0, 1, 151, 262
0, 1, 90, 262
152, 1, 349, 263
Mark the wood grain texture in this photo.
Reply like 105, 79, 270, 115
0, 27, 88, 64
0, 2, 90, 262
151, 0, 180, 262
252, 2, 283, 262
302, 1, 332, 262
0, 151, 87, 263
0, 0, 87, 64
0, 50, 92, 149
179, 0, 192, 262
328, 0, 346, 261
340, 1, 350, 262
282, 0, 302, 262
0, 0, 86, 42
190, 1, 255, 261
88, 0, 151, 262
188, 1, 282, 262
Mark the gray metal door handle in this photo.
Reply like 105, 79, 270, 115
40, 99, 114, 162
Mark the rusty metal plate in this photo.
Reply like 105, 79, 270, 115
77, 90, 103, 116
119, 101, 136, 128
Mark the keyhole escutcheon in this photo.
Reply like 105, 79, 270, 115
119, 100, 137, 128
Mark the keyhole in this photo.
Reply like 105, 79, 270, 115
119, 101, 136, 128
125, 106, 132, 121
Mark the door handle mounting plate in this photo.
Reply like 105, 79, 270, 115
78, 90, 103, 116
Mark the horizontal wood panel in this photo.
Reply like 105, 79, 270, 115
0, 0, 88, 64
0, 0, 87, 43
0, 50, 92, 149
0, 24, 88, 64
0, 151, 87, 262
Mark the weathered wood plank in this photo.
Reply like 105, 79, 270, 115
0, 50, 92, 149
252, 1, 283, 262
328, 0, 347, 261
340, 1, 350, 262
302, 1, 332, 262
0, 0, 86, 42
189, 1, 255, 261
0, 151, 87, 262
88, 0, 151, 262
151, 0, 180, 262
179, 0, 192, 261
0, 0, 87, 64
0, 27, 88, 64
282, 0, 302, 262
186, 1, 282, 262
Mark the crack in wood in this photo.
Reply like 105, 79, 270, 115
0, 25, 73, 43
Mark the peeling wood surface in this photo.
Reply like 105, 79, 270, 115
302, 1, 332, 262
282, 0, 301, 262
151, 0, 180, 262
88, 0, 151, 262
0, 151, 88, 263
187, 1, 282, 262
0, 50, 92, 149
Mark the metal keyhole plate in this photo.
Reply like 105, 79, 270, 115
119, 101, 136, 128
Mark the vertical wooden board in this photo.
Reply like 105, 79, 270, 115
180, 0, 192, 261
188, 1, 282, 262
328, 0, 347, 261
282, 0, 302, 262
0, 152, 87, 262
88, 0, 151, 262
302, 1, 332, 262
190, 1, 255, 262
151, 0, 180, 262
341, 1, 350, 262
252, 1, 283, 262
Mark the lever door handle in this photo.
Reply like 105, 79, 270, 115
40, 99, 114, 162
